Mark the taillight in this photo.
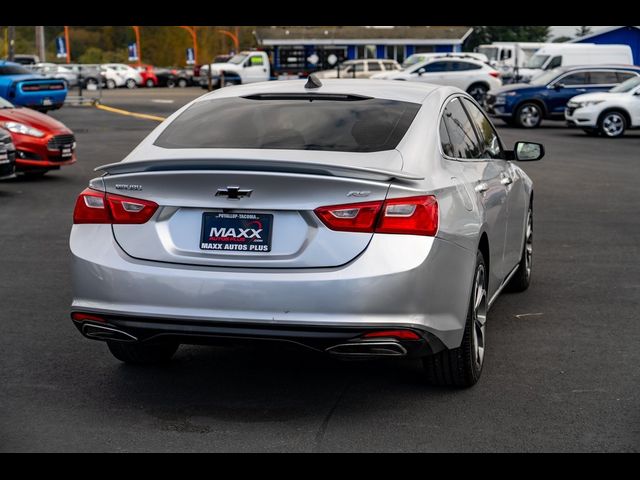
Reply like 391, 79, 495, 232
73, 188, 158, 224
363, 330, 421, 340
314, 195, 438, 236
71, 312, 106, 323
489, 70, 501, 78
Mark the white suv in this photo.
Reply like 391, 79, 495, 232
101, 63, 143, 89
314, 59, 402, 79
565, 75, 640, 138
372, 57, 502, 101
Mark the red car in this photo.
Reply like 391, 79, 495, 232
132, 64, 158, 88
0, 95, 76, 176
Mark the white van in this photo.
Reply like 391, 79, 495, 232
519, 44, 633, 82
477, 42, 550, 69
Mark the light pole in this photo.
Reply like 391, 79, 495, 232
64, 26, 71, 64
218, 29, 239, 52
8, 26, 15, 62
178, 26, 198, 65
132, 26, 142, 65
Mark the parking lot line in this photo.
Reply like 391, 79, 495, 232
95, 104, 166, 122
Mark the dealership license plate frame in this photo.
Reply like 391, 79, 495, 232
200, 212, 273, 253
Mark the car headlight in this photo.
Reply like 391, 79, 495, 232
494, 92, 517, 105
2, 122, 45, 138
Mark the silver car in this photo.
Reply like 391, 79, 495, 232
70, 78, 543, 387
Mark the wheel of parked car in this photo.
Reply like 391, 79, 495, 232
85, 77, 99, 88
166, 79, 176, 88
125, 78, 137, 89
106, 79, 116, 89
466, 83, 489, 102
515, 103, 543, 128
506, 204, 533, 292
107, 340, 179, 364
423, 250, 487, 388
177, 78, 188, 88
145, 78, 155, 88
598, 110, 627, 138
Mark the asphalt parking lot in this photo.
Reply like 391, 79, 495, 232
0, 88, 638, 452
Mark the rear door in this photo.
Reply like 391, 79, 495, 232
440, 96, 510, 294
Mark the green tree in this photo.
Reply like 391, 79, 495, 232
465, 26, 550, 51
77, 46, 104, 64
552, 36, 573, 43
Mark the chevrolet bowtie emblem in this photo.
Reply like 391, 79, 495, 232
215, 186, 253, 200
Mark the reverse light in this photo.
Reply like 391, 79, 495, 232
73, 188, 158, 224
71, 312, 106, 323
2, 121, 45, 138
314, 195, 438, 236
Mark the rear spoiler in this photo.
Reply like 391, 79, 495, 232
95, 158, 424, 182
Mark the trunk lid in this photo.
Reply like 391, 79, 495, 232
100, 152, 418, 268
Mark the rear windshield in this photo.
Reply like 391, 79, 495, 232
0, 65, 33, 75
154, 96, 421, 152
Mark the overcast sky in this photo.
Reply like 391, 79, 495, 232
549, 26, 613, 40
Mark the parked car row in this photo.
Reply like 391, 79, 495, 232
484, 65, 640, 137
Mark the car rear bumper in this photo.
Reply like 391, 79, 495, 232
70, 225, 477, 350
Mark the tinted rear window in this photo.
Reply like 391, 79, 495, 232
155, 96, 421, 152
0, 65, 33, 75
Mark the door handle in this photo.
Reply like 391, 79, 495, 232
500, 175, 513, 186
475, 182, 489, 193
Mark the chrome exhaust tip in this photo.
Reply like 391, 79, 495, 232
82, 323, 138, 342
326, 341, 407, 357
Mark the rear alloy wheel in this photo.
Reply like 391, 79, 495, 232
467, 83, 489, 102
599, 111, 627, 138
177, 78, 188, 88
516, 103, 542, 128
166, 79, 176, 88
125, 78, 137, 89
506, 205, 533, 292
423, 251, 487, 388
145, 78, 155, 88
107, 341, 179, 365
106, 79, 116, 89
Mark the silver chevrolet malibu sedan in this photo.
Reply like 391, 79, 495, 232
70, 77, 544, 387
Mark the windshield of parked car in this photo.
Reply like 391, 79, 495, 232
0, 64, 33, 75
155, 96, 421, 153
610, 75, 640, 93
478, 46, 499, 62
228, 54, 248, 65
525, 54, 549, 69
402, 54, 428, 69
0, 96, 14, 108
529, 68, 563, 86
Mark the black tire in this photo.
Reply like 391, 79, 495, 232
145, 78, 155, 88
506, 203, 533, 292
166, 79, 176, 88
106, 79, 116, 89
598, 110, 627, 138
177, 78, 188, 88
467, 83, 489, 102
125, 78, 137, 89
515, 102, 543, 128
107, 341, 179, 365
423, 251, 487, 388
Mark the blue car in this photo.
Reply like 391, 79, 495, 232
0, 61, 67, 112
484, 65, 640, 128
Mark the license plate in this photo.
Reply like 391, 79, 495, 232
200, 212, 273, 252
61, 147, 72, 158
42, 98, 52, 106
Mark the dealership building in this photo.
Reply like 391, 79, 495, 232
254, 26, 473, 73
570, 26, 640, 64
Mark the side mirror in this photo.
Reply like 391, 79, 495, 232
634, 90, 640, 96
417, 68, 426, 76
514, 141, 545, 161
554, 83, 565, 90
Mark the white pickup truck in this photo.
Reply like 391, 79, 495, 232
199, 51, 271, 89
